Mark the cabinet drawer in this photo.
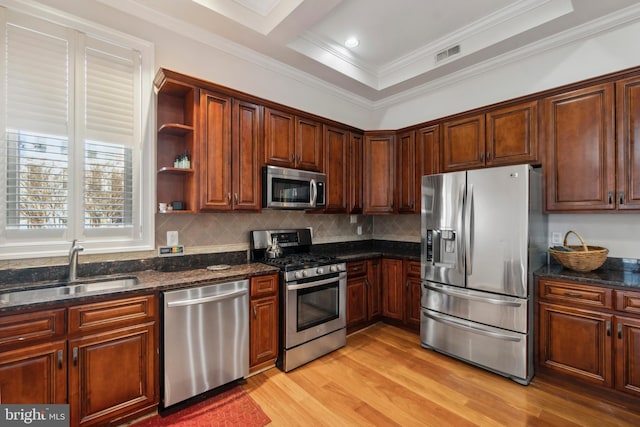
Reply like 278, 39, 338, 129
538, 279, 612, 309
405, 261, 421, 277
251, 274, 278, 298
0, 308, 66, 348
615, 289, 640, 315
68, 294, 156, 334
347, 261, 368, 277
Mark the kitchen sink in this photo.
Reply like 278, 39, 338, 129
0, 277, 140, 306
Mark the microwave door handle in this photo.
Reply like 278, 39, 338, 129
310, 179, 318, 207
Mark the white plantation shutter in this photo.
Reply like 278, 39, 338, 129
0, 5, 154, 258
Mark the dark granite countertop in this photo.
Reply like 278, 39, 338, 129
535, 259, 640, 289
0, 262, 279, 313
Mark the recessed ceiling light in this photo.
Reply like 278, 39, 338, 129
344, 37, 359, 48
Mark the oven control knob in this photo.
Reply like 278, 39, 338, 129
302, 270, 308, 278
295, 271, 303, 279
330, 265, 337, 272
316, 268, 324, 275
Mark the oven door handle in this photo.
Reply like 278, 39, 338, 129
287, 274, 346, 291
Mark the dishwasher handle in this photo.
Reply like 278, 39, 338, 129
166, 288, 248, 308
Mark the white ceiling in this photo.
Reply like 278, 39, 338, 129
103, 0, 640, 101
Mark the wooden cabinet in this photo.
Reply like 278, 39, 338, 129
0, 308, 67, 404
616, 75, 640, 209
264, 108, 322, 171
346, 261, 368, 330
155, 70, 198, 213
249, 273, 279, 373
349, 131, 364, 214
442, 101, 538, 172
200, 91, 262, 211
404, 261, 421, 331
396, 130, 417, 213
442, 113, 485, 172
346, 259, 382, 333
324, 125, 349, 213
381, 258, 404, 321
537, 278, 640, 399
0, 295, 158, 426
543, 83, 615, 211
364, 132, 396, 214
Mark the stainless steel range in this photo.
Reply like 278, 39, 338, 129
250, 228, 346, 372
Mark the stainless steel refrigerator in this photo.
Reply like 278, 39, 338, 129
420, 164, 547, 385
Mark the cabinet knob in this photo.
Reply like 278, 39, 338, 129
620, 191, 625, 205
72, 347, 78, 366
253, 306, 257, 319
618, 323, 623, 339
227, 193, 232, 204
606, 320, 611, 337
58, 349, 64, 369
479, 152, 484, 161
608, 191, 613, 204
486, 151, 491, 161
234, 193, 239, 204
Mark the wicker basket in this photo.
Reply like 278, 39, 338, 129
548, 230, 608, 272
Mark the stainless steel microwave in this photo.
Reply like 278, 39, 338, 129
262, 165, 325, 209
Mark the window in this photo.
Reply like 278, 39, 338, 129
0, 3, 154, 259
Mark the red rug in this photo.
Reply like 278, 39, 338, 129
132, 386, 271, 426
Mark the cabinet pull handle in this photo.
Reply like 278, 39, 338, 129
234, 193, 239, 204
57, 350, 63, 369
563, 292, 583, 298
486, 152, 491, 161
618, 323, 623, 339
620, 191, 624, 205
72, 347, 78, 366
291, 153, 295, 162
253, 306, 257, 319
365, 278, 370, 288
479, 152, 484, 161
405, 280, 409, 289
227, 193, 232, 204
606, 321, 611, 337
608, 191, 613, 204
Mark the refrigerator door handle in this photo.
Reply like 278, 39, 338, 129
424, 283, 523, 307
464, 184, 473, 276
456, 184, 465, 276
424, 310, 522, 342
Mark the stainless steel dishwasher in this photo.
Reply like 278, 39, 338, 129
162, 279, 249, 408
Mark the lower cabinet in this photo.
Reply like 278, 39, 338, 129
537, 278, 640, 399
381, 258, 421, 332
346, 259, 382, 333
249, 273, 279, 373
0, 294, 158, 426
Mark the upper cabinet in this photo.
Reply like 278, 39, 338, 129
616, 75, 640, 210
155, 71, 198, 213
442, 100, 538, 172
323, 125, 349, 213
543, 83, 616, 211
364, 132, 396, 214
349, 131, 364, 214
199, 91, 262, 211
264, 107, 323, 172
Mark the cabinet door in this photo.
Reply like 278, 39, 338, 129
614, 316, 640, 397
200, 90, 233, 210
364, 133, 396, 214
368, 258, 382, 319
68, 323, 156, 426
347, 277, 368, 328
442, 113, 485, 172
250, 296, 278, 370
543, 83, 615, 211
538, 302, 613, 387
233, 99, 262, 211
616, 75, 640, 210
381, 258, 404, 321
0, 341, 66, 404
296, 116, 323, 171
397, 130, 417, 213
417, 124, 440, 177
264, 107, 295, 168
404, 261, 422, 330
349, 132, 364, 214
486, 101, 538, 166
324, 125, 349, 213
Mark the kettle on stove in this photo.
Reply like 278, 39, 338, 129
265, 236, 283, 259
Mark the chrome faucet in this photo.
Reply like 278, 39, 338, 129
68, 239, 84, 282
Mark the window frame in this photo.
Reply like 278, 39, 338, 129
0, 1, 155, 259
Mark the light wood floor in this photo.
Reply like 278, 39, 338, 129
244, 322, 640, 427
